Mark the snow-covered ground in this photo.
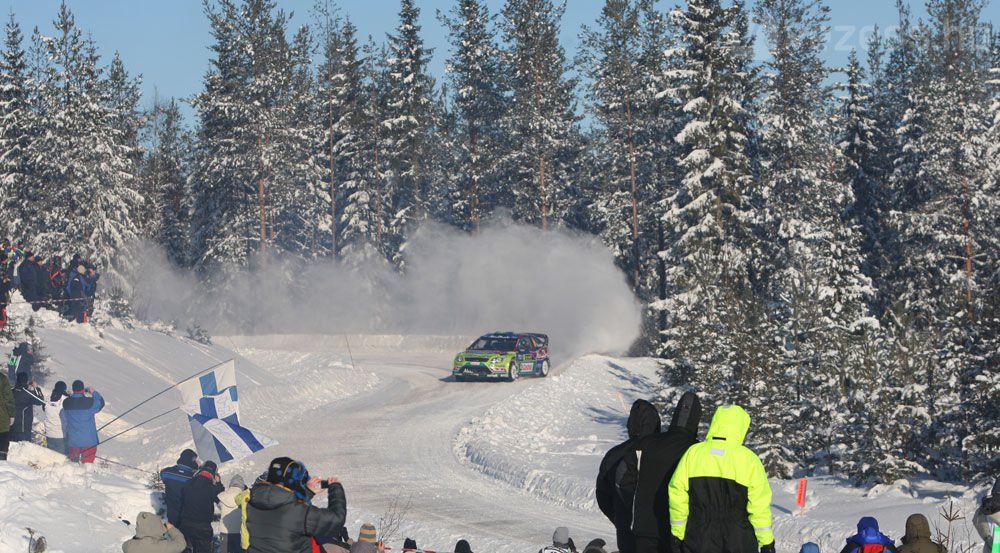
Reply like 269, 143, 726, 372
0, 300, 990, 553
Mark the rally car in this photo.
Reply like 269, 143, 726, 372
452, 332, 550, 382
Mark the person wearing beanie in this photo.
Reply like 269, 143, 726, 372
899, 514, 945, 553
402, 538, 419, 552
43, 381, 69, 453
454, 540, 473, 553
178, 460, 225, 553
631, 392, 702, 553
800, 543, 820, 553
246, 456, 347, 553
583, 539, 608, 553
65, 263, 88, 323
669, 405, 774, 553
159, 449, 200, 526
0, 369, 13, 461
122, 511, 187, 553
540, 527, 573, 553
974, 480, 1000, 553
349, 524, 377, 553
11, 371, 43, 442
61, 380, 104, 463
218, 474, 249, 553
596, 399, 661, 553
837, 517, 897, 553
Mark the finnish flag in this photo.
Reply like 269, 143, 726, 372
177, 360, 277, 464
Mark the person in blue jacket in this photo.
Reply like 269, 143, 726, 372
839, 517, 899, 553
159, 449, 200, 526
61, 380, 105, 463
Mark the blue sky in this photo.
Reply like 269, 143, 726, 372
2, 0, 996, 112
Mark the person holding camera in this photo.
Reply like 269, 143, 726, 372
61, 380, 104, 463
246, 456, 346, 553
178, 460, 225, 553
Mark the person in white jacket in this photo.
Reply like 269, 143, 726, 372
43, 381, 69, 453
218, 474, 248, 553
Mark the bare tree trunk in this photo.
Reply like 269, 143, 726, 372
258, 135, 267, 253
470, 123, 480, 235
540, 155, 548, 231
962, 175, 973, 319
626, 94, 639, 291
373, 112, 383, 244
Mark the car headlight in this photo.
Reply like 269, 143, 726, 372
455, 355, 465, 364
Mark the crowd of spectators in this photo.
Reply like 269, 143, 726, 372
0, 240, 100, 327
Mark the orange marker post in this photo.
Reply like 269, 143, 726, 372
796, 477, 808, 509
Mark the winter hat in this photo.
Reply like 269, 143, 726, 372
454, 540, 473, 553
50, 381, 68, 401
799, 543, 820, 553
15, 371, 28, 386
229, 474, 246, 490
72, 380, 85, 392
403, 538, 418, 550
583, 539, 607, 553
200, 460, 218, 477
670, 391, 703, 435
266, 456, 311, 498
358, 523, 377, 544
177, 449, 199, 470
76, 264, 85, 275
857, 516, 879, 532
553, 527, 570, 547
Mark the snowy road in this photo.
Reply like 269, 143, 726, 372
223, 336, 616, 552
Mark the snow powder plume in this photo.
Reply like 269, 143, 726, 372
129, 220, 642, 358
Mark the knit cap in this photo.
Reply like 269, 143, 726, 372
358, 523, 377, 544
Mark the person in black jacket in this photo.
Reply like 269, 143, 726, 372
160, 449, 200, 526
596, 399, 661, 553
246, 456, 347, 553
11, 372, 44, 442
630, 392, 702, 553
178, 460, 225, 553
65, 265, 87, 323
7, 342, 34, 383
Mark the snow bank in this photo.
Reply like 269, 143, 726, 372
0, 443, 153, 553
455, 355, 663, 510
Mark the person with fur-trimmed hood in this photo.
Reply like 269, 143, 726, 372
246, 456, 346, 553
631, 392, 702, 553
122, 512, 187, 553
669, 405, 774, 553
975, 479, 1000, 553
160, 449, 200, 526
178, 460, 225, 553
899, 514, 945, 553
596, 399, 661, 553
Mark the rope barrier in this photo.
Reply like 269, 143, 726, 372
97, 407, 179, 446
2, 295, 94, 306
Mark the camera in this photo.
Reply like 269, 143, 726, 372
320, 480, 331, 489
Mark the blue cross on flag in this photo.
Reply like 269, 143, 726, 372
177, 360, 277, 464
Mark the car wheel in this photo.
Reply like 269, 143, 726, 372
507, 361, 519, 382
539, 359, 550, 377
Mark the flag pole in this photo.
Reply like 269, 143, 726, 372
96, 358, 234, 432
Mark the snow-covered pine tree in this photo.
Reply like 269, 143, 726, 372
143, 98, 192, 267
500, 0, 580, 229
0, 14, 35, 240
383, 0, 436, 267
440, 0, 508, 233
657, 0, 765, 404
753, 0, 874, 476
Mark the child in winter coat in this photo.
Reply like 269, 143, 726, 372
839, 517, 898, 553
43, 381, 69, 453
218, 474, 248, 553
975, 479, 1000, 553
122, 512, 187, 553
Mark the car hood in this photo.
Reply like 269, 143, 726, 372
464, 349, 512, 355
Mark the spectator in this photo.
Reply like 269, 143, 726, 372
319, 527, 352, 553
66, 265, 87, 323
583, 539, 608, 553
178, 460, 225, 553
61, 380, 105, 463
402, 539, 420, 552
349, 524, 378, 553
899, 514, 945, 553
801, 543, 820, 553
160, 449, 200, 526
596, 399, 661, 553
11, 372, 44, 442
83, 262, 100, 321
669, 405, 775, 553
246, 456, 346, 553
454, 540, 473, 553
838, 517, 898, 553
974, 480, 1000, 553
7, 342, 34, 383
122, 511, 187, 553
540, 527, 574, 553
43, 381, 69, 454
0, 269, 10, 328
631, 392, 702, 553
45, 258, 65, 304
0, 370, 12, 460
17, 251, 38, 302
219, 474, 249, 553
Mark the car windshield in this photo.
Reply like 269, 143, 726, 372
469, 337, 517, 351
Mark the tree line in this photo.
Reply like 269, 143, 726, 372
0, 0, 997, 484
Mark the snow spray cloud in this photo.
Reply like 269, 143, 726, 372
131, 220, 642, 357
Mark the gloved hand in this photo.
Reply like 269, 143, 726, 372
670, 536, 684, 553
761, 542, 776, 553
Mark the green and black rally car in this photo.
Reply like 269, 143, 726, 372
452, 332, 550, 382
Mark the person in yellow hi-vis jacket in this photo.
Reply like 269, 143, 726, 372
668, 405, 775, 553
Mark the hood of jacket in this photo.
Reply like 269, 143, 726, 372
848, 517, 893, 546
135, 512, 166, 539
799, 543, 820, 553
627, 399, 661, 440
669, 392, 702, 435
705, 405, 750, 445
904, 514, 931, 542
249, 482, 298, 511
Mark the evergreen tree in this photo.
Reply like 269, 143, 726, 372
143, 98, 192, 267
500, 0, 580, 229
0, 14, 35, 240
